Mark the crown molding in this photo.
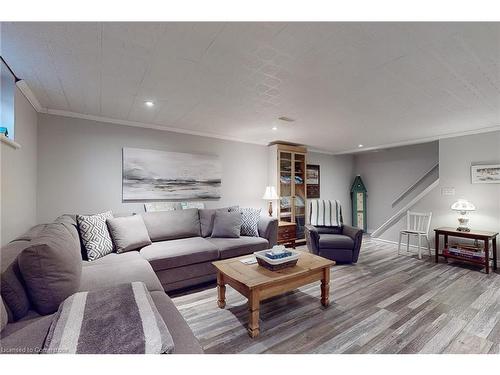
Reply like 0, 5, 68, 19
16, 80, 44, 112
16, 80, 500, 154
334, 125, 500, 155
42, 108, 268, 146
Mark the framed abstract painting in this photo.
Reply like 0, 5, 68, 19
123, 147, 222, 200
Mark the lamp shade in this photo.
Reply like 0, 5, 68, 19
451, 199, 476, 212
262, 186, 279, 200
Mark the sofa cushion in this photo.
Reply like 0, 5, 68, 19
1, 261, 30, 322
1, 240, 33, 322
107, 215, 152, 253
0, 314, 54, 354
207, 236, 269, 259
82, 251, 144, 267
142, 209, 201, 242
55, 214, 87, 260
140, 237, 219, 271
1, 296, 7, 332
77, 211, 114, 261
211, 211, 241, 238
199, 206, 238, 237
318, 234, 354, 249
18, 223, 82, 315
79, 259, 163, 293
149, 291, 204, 354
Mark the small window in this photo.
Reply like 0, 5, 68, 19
1, 57, 16, 140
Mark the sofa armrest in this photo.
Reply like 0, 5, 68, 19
342, 225, 363, 262
258, 216, 278, 247
305, 225, 320, 254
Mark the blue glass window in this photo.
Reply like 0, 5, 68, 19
1, 58, 16, 140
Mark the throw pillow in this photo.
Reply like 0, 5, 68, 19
199, 206, 239, 237
240, 208, 261, 237
77, 211, 114, 261
18, 223, 82, 315
211, 210, 242, 238
1, 296, 8, 332
107, 215, 152, 253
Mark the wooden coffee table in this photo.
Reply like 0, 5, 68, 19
212, 252, 334, 338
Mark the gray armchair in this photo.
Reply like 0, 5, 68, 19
305, 224, 363, 263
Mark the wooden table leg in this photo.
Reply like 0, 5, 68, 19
485, 239, 490, 274
493, 237, 497, 271
435, 233, 439, 263
217, 272, 226, 308
248, 289, 260, 338
321, 267, 330, 307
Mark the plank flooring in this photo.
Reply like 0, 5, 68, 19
171, 237, 500, 354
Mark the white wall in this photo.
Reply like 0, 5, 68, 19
308, 152, 354, 225
353, 141, 439, 233
1, 88, 38, 245
356, 132, 500, 247
37, 114, 271, 223
402, 131, 500, 246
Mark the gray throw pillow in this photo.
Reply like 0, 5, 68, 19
1, 296, 8, 332
240, 208, 261, 237
107, 215, 152, 253
199, 206, 239, 237
77, 211, 114, 261
211, 211, 242, 238
18, 223, 82, 315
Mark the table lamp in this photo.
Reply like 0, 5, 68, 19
451, 199, 475, 232
262, 186, 279, 217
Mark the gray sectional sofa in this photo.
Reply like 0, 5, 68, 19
0, 208, 278, 354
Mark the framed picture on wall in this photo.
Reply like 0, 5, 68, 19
306, 164, 320, 198
471, 164, 500, 184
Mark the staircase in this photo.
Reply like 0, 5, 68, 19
371, 164, 439, 239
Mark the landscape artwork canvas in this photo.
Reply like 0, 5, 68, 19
123, 148, 222, 200
471, 164, 500, 184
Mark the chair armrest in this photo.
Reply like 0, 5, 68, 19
342, 225, 363, 262
258, 216, 278, 247
305, 225, 320, 254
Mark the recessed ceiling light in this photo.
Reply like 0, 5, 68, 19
278, 116, 295, 122
144, 101, 154, 107
272, 126, 278, 131
358, 144, 364, 148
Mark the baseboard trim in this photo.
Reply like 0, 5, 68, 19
371, 236, 436, 253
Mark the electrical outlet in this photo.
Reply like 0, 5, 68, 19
441, 187, 455, 196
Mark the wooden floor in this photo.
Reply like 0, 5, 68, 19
171, 237, 500, 354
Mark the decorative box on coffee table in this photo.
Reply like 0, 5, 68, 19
254, 249, 300, 271
212, 252, 334, 338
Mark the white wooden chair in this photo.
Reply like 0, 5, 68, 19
398, 211, 432, 260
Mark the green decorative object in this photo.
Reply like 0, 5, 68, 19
350, 175, 367, 232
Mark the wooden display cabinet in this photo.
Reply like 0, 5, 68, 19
268, 143, 308, 241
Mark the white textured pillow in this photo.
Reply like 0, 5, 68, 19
240, 208, 261, 237
77, 211, 114, 261
1, 296, 8, 332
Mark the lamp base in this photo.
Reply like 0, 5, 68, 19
456, 216, 471, 232
268, 201, 273, 217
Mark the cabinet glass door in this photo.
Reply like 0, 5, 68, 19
293, 153, 306, 239
279, 151, 292, 223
